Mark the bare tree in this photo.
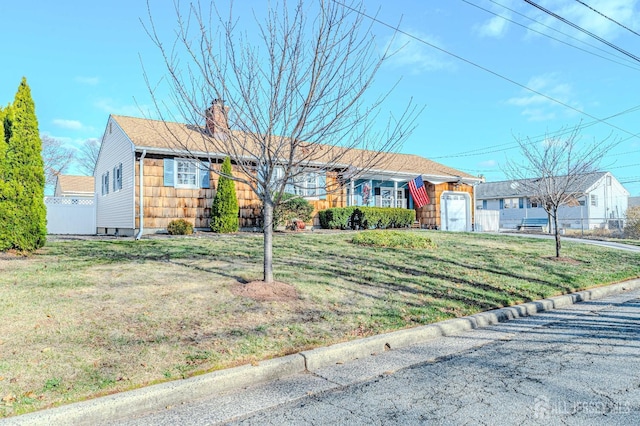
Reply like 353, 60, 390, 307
143, 0, 419, 283
76, 138, 101, 176
41, 135, 75, 191
505, 126, 616, 257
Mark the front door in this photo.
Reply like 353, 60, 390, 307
379, 187, 394, 208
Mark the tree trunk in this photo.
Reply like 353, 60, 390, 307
263, 199, 274, 283
552, 210, 561, 258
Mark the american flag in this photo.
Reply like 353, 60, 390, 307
408, 176, 430, 208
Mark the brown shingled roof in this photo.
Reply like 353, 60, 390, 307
56, 175, 95, 194
111, 115, 477, 180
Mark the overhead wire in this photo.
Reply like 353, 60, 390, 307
484, 0, 640, 67
331, 0, 640, 185
431, 104, 640, 159
574, 0, 640, 38
524, 0, 640, 63
460, 0, 640, 71
332, 0, 640, 143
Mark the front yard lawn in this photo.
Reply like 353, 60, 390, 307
1, 231, 639, 417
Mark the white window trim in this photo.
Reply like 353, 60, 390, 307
504, 197, 518, 209
112, 163, 123, 192
174, 159, 199, 189
286, 171, 325, 199
101, 172, 110, 196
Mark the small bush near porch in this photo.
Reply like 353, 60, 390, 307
319, 206, 415, 229
1, 232, 639, 417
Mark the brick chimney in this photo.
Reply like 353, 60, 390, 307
205, 99, 230, 135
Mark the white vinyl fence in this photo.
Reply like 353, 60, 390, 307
45, 197, 96, 235
475, 210, 500, 232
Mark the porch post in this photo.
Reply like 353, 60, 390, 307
393, 181, 398, 208
349, 179, 355, 206
369, 179, 373, 206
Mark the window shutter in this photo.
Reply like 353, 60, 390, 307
164, 158, 174, 187
519, 198, 524, 209
199, 161, 210, 189
112, 166, 116, 192
482, 200, 487, 210
499, 199, 504, 209
318, 174, 327, 200
527, 199, 531, 208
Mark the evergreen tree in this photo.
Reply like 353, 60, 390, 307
210, 157, 239, 233
0, 105, 11, 251
0, 78, 47, 251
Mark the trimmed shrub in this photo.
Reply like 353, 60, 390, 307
318, 207, 415, 230
624, 206, 640, 239
167, 219, 194, 235
274, 193, 314, 229
351, 230, 436, 249
318, 206, 357, 229
210, 157, 239, 233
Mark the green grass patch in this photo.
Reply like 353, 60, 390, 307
351, 230, 436, 249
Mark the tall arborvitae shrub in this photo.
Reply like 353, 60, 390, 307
0, 78, 47, 251
0, 105, 12, 251
210, 157, 239, 233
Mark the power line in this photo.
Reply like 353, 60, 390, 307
574, 0, 640, 38
431, 104, 640, 159
485, 0, 640, 67
461, 0, 640, 71
524, 0, 640, 63
333, 1, 640, 142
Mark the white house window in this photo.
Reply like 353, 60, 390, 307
101, 171, 109, 196
113, 163, 123, 192
163, 158, 210, 189
530, 200, 538, 208
285, 171, 326, 198
591, 194, 598, 207
503, 198, 519, 209
176, 159, 198, 188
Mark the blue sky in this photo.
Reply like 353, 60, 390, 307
1, 0, 639, 195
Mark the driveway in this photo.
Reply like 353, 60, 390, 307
498, 231, 640, 253
112, 288, 640, 425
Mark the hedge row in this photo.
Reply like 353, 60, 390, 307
318, 207, 415, 230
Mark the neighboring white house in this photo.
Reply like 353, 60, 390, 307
53, 175, 95, 198
476, 172, 629, 231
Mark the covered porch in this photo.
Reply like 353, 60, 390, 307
344, 171, 479, 231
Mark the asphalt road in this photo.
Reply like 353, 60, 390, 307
113, 288, 640, 426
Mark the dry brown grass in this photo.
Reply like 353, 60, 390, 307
1, 231, 639, 417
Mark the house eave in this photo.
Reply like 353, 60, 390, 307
132, 146, 481, 184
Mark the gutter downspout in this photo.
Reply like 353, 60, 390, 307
135, 150, 146, 240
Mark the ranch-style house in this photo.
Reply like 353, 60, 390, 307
94, 104, 483, 236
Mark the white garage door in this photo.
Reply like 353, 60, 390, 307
441, 192, 469, 232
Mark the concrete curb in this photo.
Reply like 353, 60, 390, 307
9, 355, 304, 426
300, 279, 640, 370
10, 278, 640, 425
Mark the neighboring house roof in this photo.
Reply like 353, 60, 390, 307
630, 196, 640, 207
110, 115, 479, 182
55, 175, 95, 196
476, 172, 609, 199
